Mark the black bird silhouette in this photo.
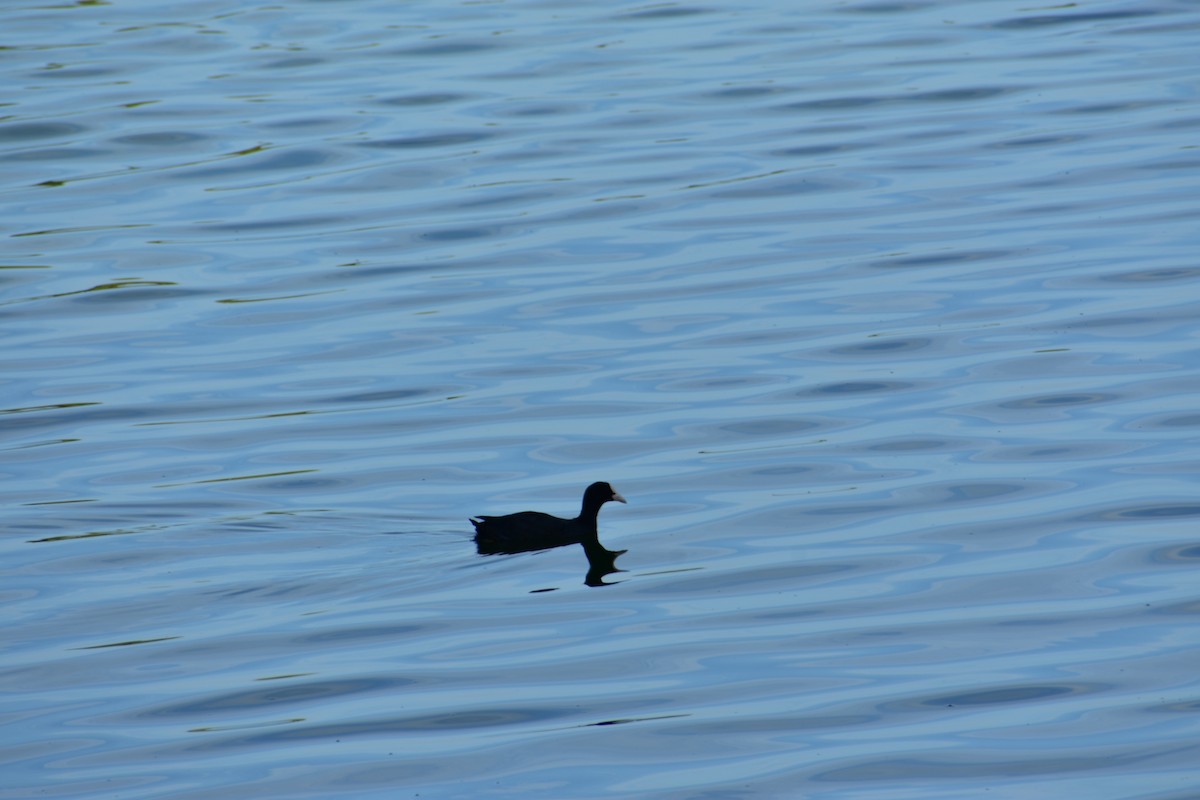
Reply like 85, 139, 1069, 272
471, 481, 627, 556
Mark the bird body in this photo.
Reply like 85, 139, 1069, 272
471, 481, 626, 556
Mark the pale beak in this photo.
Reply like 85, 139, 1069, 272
612, 491, 627, 504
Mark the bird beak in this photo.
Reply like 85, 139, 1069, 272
612, 491, 627, 504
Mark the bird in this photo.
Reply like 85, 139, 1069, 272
471, 481, 627, 556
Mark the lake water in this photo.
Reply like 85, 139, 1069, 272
4, 0, 1200, 797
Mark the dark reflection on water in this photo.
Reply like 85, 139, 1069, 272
300, 624, 429, 645
722, 418, 818, 436
830, 336, 931, 355
859, 437, 969, 452
974, 441, 1139, 463
475, 530, 628, 587
1131, 412, 1200, 429
806, 380, 918, 395
813, 750, 1148, 782
921, 481, 1035, 503
1, 146, 107, 161
868, 249, 1010, 269
573, 712, 689, 728
73, 636, 181, 650
1085, 504, 1200, 521
1149, 544, 1200, 564
920, 684, 1085, 708
1098, 266, 1200, 284
141, 677, 406, 718
999, 392, 1117, 409
216, 707, 575, 744
583, 548, 626, 588
358, 131, 494, 149
0, 121, 87, 140
111, 131, 210, 147
986, 9, 1156, 30
379, 92, 473, 107
1149, 599, 1200, 616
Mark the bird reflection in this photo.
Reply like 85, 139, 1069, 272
470, 482, 629, 587
583, 541, 626, 587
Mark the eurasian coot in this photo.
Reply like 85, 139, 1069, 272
472, 481, 627, 555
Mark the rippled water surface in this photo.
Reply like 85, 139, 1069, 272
5, 0, 1200, 797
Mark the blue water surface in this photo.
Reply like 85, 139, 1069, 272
3, 0, 1200, 797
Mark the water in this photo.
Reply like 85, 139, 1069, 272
4, 0, 1200, 797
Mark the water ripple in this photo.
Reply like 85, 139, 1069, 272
5, 0, 1200, 797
